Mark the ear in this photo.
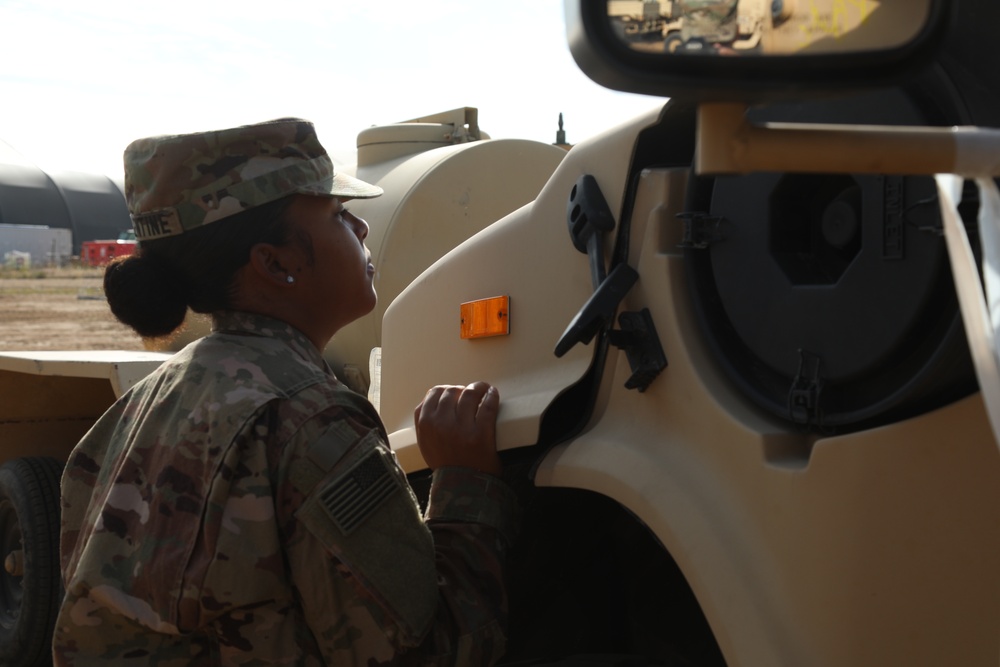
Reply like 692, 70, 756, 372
247, 242, 295, 287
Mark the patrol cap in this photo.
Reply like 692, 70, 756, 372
124, 118, 383, 242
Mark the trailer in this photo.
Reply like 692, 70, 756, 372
0, 350, 170, 665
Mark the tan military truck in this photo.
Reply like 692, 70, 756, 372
370, 0, 1000, 665
0, 108, 565, 666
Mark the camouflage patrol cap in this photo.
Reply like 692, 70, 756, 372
124, 118, 383, 242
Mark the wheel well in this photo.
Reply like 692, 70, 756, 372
410, 457, 727, 666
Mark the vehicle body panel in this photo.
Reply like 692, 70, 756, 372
381, 109, 661, 467
334, 137, 566, 390
380, 88, 1000, 662
534, 167, 1000, 666
0, 351, 170, 465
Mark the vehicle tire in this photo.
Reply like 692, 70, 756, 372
664, 33, 685, 53
0, 457, 65, 667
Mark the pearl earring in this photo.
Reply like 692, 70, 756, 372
286, 275, 295, 284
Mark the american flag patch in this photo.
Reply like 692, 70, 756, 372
319, 449, 398, 535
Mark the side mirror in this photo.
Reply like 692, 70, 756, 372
567, 0, 952, 101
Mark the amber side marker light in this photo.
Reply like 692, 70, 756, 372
460, 296, 510, 339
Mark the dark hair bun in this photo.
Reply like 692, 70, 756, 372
104, 253, 189, 338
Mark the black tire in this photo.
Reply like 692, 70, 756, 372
0, 458, 64, 667
664, 33, 685, 53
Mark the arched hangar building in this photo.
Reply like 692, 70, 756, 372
0, 141, 131, 258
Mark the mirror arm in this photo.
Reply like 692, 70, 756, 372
696, 102, 1000, 177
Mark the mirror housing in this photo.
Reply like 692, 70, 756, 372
567, 0, 953, 102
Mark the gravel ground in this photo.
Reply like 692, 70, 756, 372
0, 268, 146, 351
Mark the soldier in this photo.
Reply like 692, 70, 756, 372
53, 118, 518, 666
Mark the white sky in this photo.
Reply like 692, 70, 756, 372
0, 0, 663, 178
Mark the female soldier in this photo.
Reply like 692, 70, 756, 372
53, 118, 517, 666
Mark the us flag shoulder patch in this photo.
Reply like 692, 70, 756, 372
319, 449, 399, 535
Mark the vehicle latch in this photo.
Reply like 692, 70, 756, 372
555, 175, 644, 360
554, 263, 638, 357
677, 211, 726, 249
567, 174, 616, 289
788, 349, 824, 428
607, 309, 668, 392
555, 174, 639, 357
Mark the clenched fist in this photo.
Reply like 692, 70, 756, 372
414, 381, 501, 475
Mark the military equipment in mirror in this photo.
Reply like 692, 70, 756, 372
568, 0, 950, 100
612, 0, 933, 56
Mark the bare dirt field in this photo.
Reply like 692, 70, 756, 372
0, 266, 147, 351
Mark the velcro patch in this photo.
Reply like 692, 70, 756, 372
131, 208, 182, 241
319, 449, 398, 535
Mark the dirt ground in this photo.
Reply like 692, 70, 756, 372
0, 267, 147, 351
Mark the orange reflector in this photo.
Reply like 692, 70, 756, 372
460, 296, 510, 339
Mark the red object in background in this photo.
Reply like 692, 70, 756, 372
80, 240, 136, 266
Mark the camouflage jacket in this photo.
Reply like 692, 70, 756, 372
54, 311, 519, 666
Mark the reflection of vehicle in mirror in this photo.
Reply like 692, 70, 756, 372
616, 0, 935, 56
665, 0, 739, 53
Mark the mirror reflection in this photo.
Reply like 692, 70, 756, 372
607, 0, 932, 56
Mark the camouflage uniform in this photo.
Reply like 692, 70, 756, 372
54, 311, 519, 666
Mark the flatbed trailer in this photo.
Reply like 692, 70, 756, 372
0, 350, 170, 665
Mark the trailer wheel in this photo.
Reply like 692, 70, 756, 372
0, 457, 64, 667
664, 33, 685, 53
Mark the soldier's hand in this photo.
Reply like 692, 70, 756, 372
414, 381, 501, 475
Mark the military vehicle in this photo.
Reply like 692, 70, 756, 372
370, 0, 1000, 665
1, 0, 999, 665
